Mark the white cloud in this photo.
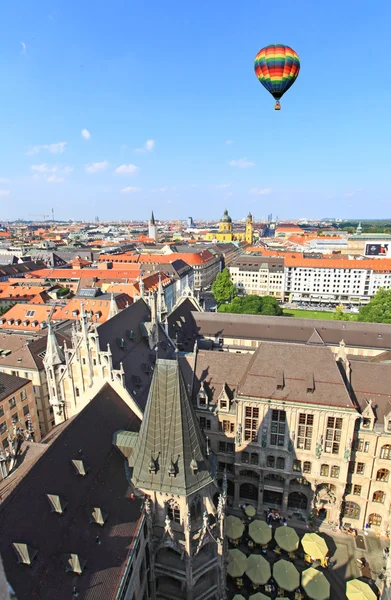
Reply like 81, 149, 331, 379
26, 141, 67, 156
343, 189, 362, 198
248, 187, 272, 196
20, 41, 27, 56
85, 160, 109, 174
81, 128, 91, 140
0, 178, 9, 183
229, 158, 255, 168
46, 175, 64, 183
114, 163, 139, 175
225, 140, 233, 145
213, 183, 231, 189
136, 139, 156, 153
31, 163, 72, 183
121, 186, 142, 194
0, 190, 10, 197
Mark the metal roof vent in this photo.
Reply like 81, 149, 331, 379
72, 459, 88, 476
47, 494, 68, 514
89, 506, 108, 526
12, 542, 38, 566
62, 553, 87, 575
190, 458, 198, 474
306, 374, 315, 394
276, 371, 285, 390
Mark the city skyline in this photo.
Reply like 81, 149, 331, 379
0, 1, 390, 220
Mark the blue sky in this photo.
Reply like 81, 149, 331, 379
0, 0, 390, 221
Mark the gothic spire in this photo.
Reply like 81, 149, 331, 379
108, 292, 119, 320
43, 320, 64, 368
130, 359, 214, 496
150, 211, 155, 225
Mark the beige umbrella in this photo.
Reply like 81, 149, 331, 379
233, 596, 246, 600
249, 520, 272, 545
249, 594, 271, 600
302, 567, 330, 600
245, 505, 256, 517
346, 580, 377, 600
226, 515, 245, 540
275, 526, 300, 551
273, 559, 300, 591
301, 533, 328, 560
227, 549, 247, 578
246, 554, 271, 585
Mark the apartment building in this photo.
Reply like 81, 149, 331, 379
0, 372, 40, 453
284, 256, 391, 304
229, 255, 284, 298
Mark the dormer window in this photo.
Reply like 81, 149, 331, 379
362, 418, 371, 429
197, 383, 208, 409
218, 383, 231, 412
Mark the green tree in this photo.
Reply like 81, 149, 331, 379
358, 288, 391, 323
217, 294, 283, 316
212, 268, 237, 305
333, 308, 346, 321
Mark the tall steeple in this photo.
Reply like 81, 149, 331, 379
43, 321, 64, 368
108, 292, 118, 320
150, 210, 155, 225
148, 211, 158, 241
130, 358, 214, 495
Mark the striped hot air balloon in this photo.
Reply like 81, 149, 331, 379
254, 44, 300, 110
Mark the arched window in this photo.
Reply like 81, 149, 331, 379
190, 496, 202, 520
290, 477, 311, 487
343, 501, 360, 520
330, 465, 340, 478
276, 457, 285, 470
267, 456, 275, 468
250, 452, 259, 466
303, 461, 311, 474
372, 490, 386, 504
240, 482, 258, 502
368, 513, 382, 526
241, 451, 249, 464
288, 492, 308, 510
376, 468, 389, 482
380, 445, 391, 460
240, 470, 259, 479
264, 473, 285, 484
320, 464, 329, 477
167, 500, 180, 523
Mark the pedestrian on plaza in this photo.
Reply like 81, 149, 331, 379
282, 517, 287, 526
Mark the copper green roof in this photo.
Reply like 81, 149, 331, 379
130, 358, 214, 496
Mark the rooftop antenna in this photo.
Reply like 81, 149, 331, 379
51, 207, 54, 224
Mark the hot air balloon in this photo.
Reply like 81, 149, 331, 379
254, 44, 300, 110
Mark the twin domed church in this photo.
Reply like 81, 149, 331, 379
205, 209, 253, 244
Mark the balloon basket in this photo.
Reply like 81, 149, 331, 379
274, 101, 281, 111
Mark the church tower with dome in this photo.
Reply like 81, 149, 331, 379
218, 209, 233, 234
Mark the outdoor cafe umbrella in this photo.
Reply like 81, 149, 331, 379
301, 533, 328, 560
227, 549, 247, 578
273, 559, 300, 591
245, 504, 256, 518
226, 515, 245, 540
275, 526, 300, 552
246, 554, 271, 586
249, 520, 273, 545
233, 596, 246, 600
249, 594, 272, 600
346, 579, 377, 600
302, 567, 330, 600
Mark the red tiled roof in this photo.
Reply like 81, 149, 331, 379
285, 256, 391, 270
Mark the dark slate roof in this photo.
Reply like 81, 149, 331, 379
230, 255, 284, 271
182, 350, 252, 405
167, 297, 201, 350
192, 312, 391, 350
0, 261, 46, 277
130, 359, 214, 496
237, 343, 355, 409
0, 372, 30, 402
0, 383, 143, 600
349, 360, 391, 421
97, 299, 173, 409
140, 259, 192, 279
